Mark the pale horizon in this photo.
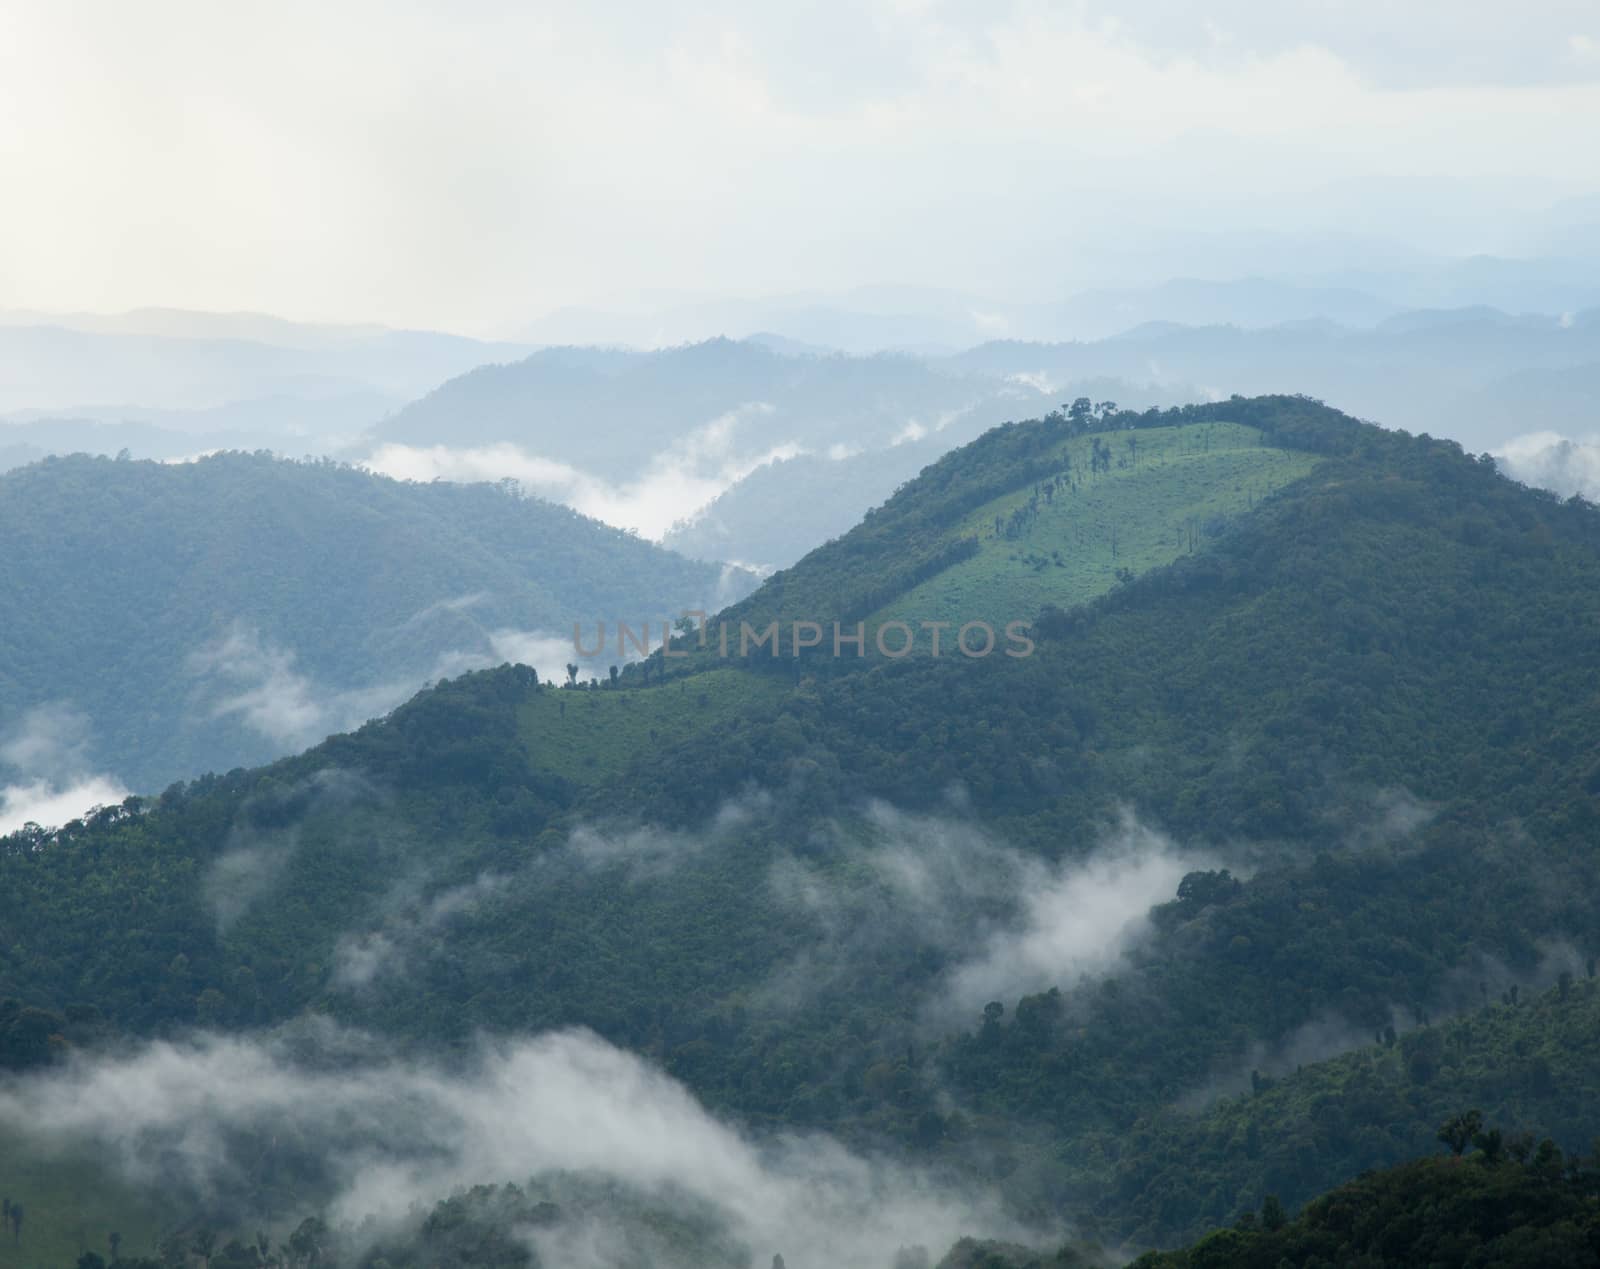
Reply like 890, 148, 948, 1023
4, 1, 1599, 336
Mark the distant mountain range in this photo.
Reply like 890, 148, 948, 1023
6, 296, 1597, 575
0, 309, 533, 451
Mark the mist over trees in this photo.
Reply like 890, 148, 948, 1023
0, 452, 754, 794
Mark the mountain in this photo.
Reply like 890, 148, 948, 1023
1124, 1145, 1600, 1268
941, 313, 1600, 453
516, 284, 1008, 353
0, 452, 754, 797
0, 317, 534, 449
0, 307, 392, 348
654, 312, 1600, 572
366, 337, 1035, 480
367, 336, 1194, 568
510, 260, 1600, 352
0, 413, 345, 475
1092, 975, 1600, 1247
3, 396, 1600, 1258
1029, 277, 1400, 339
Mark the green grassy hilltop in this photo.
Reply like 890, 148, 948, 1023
874, 421, 1320, 630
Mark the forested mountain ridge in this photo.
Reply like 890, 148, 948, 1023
697, 396, 1336, 652
3, 395, 1600, 1258
367, 338, 1034, 478
0, 452, 754, 793
1123, 1142, 1600, 1268
1096, 974, 1600, 1247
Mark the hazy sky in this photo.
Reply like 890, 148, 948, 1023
2, 0, 1598, 334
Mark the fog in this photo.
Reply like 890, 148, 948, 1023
185, 618, 584, 754
364, 405, 801, 541
0, 702, 129, 833
1495, 431, 1600, 501
0, 1025, 1028, 1269
200, 769, 383, 932
765, 801, 1221, 1025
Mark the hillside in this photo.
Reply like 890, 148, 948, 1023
0, 453, 754, 795
968, 972, 1600, 1248
362, 337, 1135, 562
2, 396, 1600, 1254
697, 396, 1341, 661
362, 315, 1600, 574
941, 311, 1600, 453
367, 338, 1036, 480
1125, 1146, 1600, 1268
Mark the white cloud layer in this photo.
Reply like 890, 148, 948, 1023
1495, 430, 1600, 501
184, 619, 579, 755
0, 1026, 1026, 1268
187, 623, 408, 750
0, 776, 130, 835
767, 801, 1218, 1023
0, 703, 129, 832
363, 406, 800, 539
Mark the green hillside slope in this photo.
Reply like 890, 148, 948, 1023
3, 396, 1599, 1250
1126, 1147, 1600, 1269
701, 396, 1342, 662
969, 973, 1600, 1248
872, 422, 1319, 630
0, 453, 754, 792
0, 1127, 169, 1269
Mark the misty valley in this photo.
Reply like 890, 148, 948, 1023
6, 7, 1600, 1267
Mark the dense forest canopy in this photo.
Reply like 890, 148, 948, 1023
2, 396, 1599, 1264
0, 451, 753, 792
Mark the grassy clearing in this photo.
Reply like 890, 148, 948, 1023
0, 1130, 170, 1269
874, 423, 1321, 632
518, 667, 788, 786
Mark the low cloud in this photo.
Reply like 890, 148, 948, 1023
363, 405, 802, 540
1494, 430, 1600, 501
330, 792, 774, 994
1, 700, 93, 775
189, 624, 335, 748
485, 628, 587, 678
201, 769, 382, 932
943, 814, 1211, 1015
202, 823, 304, 933
1181, 937, 1597, 1111
1007, 371, 1058, 395
767, 801, 1218, 1024
0, 1026, 1028, 1268
0, 776, 131, 836
187, 621, 526, 751
0, 702, 129, 833
333, 872, 510, 990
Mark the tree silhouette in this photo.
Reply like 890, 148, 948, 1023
1438, 1109, 1483, 1156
